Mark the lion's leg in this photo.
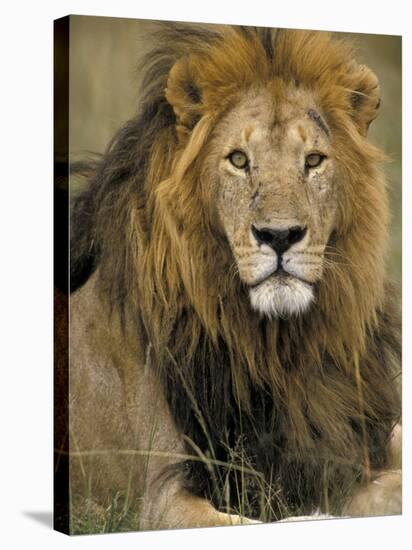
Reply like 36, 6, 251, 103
343, 470, 401, 517
343, 424, 402, 517
139, 484, 258, 530
387, 422, 402, 469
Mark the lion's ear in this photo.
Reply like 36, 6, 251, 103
349, 63, 381, 136
165, 57, 204, 138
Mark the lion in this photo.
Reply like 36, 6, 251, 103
62, 24, 402, 532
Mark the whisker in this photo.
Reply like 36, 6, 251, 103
291, 260, 323, 267
324, 246, 360, 269
228, 260, 239, 283
292, 251, 324, 256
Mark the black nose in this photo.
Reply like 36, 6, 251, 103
251, 225, 307, 255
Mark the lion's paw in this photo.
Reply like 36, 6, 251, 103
279, 510, 336, 522
218, 512, 260, 526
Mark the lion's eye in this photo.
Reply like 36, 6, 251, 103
228, 150, 249, 170
305, 153, 325, 169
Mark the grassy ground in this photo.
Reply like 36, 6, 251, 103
70, 494, 141, 535
66, 440, 360, 534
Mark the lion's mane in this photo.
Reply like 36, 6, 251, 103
71, 25, 401, 519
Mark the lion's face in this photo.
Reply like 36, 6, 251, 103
207, 84, 338, 318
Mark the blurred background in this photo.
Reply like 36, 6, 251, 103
64, 15, 401, 283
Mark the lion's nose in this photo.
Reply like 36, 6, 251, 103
251, 225, 307, 255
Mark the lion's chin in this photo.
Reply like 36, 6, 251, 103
249, 275, 314, 318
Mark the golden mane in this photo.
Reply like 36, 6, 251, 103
71, 24, 400, 514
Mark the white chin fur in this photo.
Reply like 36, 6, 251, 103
249, 277, 314, 318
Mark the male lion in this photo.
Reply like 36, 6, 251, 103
64, 25, 401, 532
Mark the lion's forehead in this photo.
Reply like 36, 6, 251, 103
218, 88, 330, 158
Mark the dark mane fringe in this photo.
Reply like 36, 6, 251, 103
70, 24, 401, 519
70, 23, 226, 293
